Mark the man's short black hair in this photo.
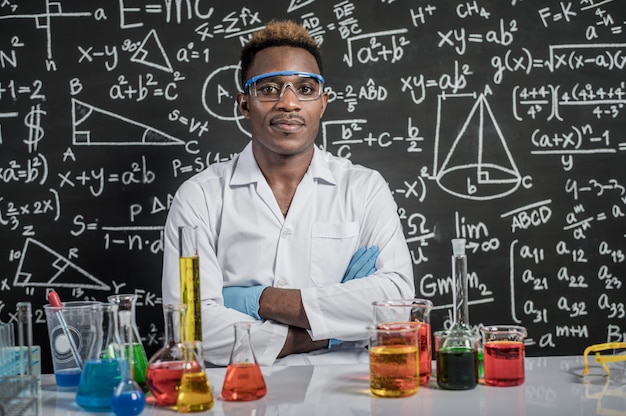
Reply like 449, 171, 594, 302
240, 20, 323, 89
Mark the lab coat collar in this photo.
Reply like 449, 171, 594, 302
230, 142, 336, 186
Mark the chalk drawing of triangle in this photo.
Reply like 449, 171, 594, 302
437, 94, 521, 200
72, 98, 185, 145
13, 238, 111, 291
288, 0, 315, 12
130, 29, 173, 73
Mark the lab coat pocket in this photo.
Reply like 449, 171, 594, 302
311, 222, 359, 286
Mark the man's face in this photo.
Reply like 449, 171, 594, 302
237, 46, 328, 158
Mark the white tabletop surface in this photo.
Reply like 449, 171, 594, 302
33, 355, 626, 415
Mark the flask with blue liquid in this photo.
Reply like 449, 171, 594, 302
111, 309, 146, 416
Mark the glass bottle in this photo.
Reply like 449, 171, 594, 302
221, 322, 267, 401
437, 238, 478, 390
108, 294, 149, 392
179, 225, 202, 342
76, 303, 124, 410
176, 340, 213, 412
146, 304, 188, 407
111, 309, 146, 416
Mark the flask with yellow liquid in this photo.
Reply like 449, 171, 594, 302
176, 340, 213, 412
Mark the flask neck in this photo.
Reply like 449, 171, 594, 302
109, 294, 138, 322
94, 303, 122, 360
452, 253, 469, 327
229, 323, 257, 365
163, 304, 185, 345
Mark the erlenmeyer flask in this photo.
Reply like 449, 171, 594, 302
176, 340, 214, 412
221, 322, 267, 401
146, 304, 188, 407
111, 309, 146, 416
437, 238, 477, 390
108, 294, 149, 391
76, 303, 124, 410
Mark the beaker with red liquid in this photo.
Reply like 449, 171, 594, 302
480, 325, 527, 387
221, 322, 267, 401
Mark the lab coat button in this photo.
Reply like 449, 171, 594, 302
276, 279, 287, 287
281, 229, 292, 239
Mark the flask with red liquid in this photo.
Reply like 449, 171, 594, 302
221, 322, 267, 401
146, 304, 187, 406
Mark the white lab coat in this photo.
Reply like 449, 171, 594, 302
162, 142, 415, 366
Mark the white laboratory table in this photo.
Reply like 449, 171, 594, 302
36, 355, 625, 416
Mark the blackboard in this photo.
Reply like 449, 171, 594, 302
1, 1, 625, 374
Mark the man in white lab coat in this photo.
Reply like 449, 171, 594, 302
162, 20, 414, 366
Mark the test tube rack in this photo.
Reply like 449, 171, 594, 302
0, 302, 40, 416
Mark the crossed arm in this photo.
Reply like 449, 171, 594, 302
257, 288, 327, 357
223, 246, 379, 357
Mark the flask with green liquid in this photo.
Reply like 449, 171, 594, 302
436, 238, 478, 390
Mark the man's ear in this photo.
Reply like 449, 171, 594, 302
319, 92, 329, 118
236, 92, 250, 118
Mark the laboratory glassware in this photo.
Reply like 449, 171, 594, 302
108, 293, 149, 391
372, 298, 433, 384
146, 303, 188, 406
76, 303, 124, 410
480, 325, 527, 386
437, 238, 478, 390
367, 323, 420, 398
111, 309, 146, 416
176, 340, 213, 412
179, 225, 202, 342
221, 322, 267, 401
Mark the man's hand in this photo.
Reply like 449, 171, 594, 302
222, 285, 267, 320
342, 246, 379, 283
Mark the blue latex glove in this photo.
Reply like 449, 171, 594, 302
222, 286, 267, 320
341, 246, 379, 283
328, 338, 343, 349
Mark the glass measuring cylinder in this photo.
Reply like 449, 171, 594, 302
372, 298, 433, 385
146, 304, 187, 406
176, 340, 213, 412
179, 226, 202, 342
221, 322, 267, 401
107, 294, 149, 392
480, 325, 527, 387
76, 303, 124, 410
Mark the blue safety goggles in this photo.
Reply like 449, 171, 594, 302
243, 71, 325, 102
